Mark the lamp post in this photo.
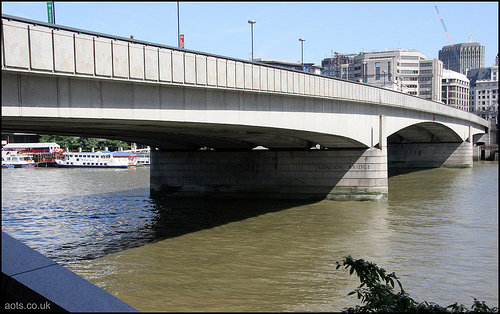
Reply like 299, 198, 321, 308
362, 62, 367, 83
177, 2, 180, 48
248, 20, 256, 61
299, 38, 306, 71
383, 70, 386, 87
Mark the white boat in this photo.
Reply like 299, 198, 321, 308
55, 151, 137, 168
136, 152, 150, 166
2, 151, 36, 168
2, 142, 65, 166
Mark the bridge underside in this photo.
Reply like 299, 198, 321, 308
1, 116, 365, 150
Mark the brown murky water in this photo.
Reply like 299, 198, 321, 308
2, 163, 498, 311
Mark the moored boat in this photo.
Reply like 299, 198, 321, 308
2, 151, 36, 168
2, 142, 64, 167
55, 151, 137, 168
135, 151, 150, 166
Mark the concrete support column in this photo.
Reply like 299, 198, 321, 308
150, 148, 388, 201
388, 141, 473, 169
379, 115, 387, 150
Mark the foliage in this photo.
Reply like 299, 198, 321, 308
39, 135, 130, 152
336, 256, 498, 313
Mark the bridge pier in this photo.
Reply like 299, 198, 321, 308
150, 148, 388, 201
388, 141, 473, 168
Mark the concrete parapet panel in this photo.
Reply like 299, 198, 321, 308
2, 21, 30, 69
172, 50, 184, 83
112, 41, 129, 78
267, 68, 275, 92
217, 58, 227, 87
286, 71, 293, 94
30, 26, 53, 71
129, 43, 145, 80
95, 38, 112, 77
298, 73, 304, 94
53, 30, 75, 73
145, 47, 159, 81
293, 72, 300, 94
252, 65, 260, 90
235, 61, 245, 88
159, 49, 172, 82
274, 69, 281, 92
196, 55, 207, 85
227, 60, 236, 88
261, 67, 268, 92
184, 52, 196, 84
207, 56, 217, 86
74, 34, 94, 75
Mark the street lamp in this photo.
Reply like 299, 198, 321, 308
177, 2, 181, 48
382, 70, 386, 86
362, 62, 367, 83
299, 38, 306, 71
248, 20, 256, 61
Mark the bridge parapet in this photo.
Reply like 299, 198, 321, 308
1, 15, 487, 128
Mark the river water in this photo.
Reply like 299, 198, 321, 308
1, 163, 498, 312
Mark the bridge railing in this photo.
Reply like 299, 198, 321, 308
1, 15, 487, 127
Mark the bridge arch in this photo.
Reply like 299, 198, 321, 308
387, 121, 466, 144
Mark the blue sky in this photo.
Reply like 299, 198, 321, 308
2, 2, 498, 67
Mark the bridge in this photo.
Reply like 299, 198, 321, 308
1, 15, 488, 200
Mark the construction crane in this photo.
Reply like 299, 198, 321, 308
435, 5, 460, 69
435, 6, 454, 46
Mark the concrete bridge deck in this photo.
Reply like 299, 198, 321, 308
1, 14, 489, 200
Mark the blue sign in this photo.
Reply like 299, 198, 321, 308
303, 66, 307, 72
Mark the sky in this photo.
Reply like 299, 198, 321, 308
2, 2, 498, 67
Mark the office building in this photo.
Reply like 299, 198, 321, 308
438, 42, 485, 74
322, 49, 443, 102
467, 65, 498, 121
321, 52, 356, 78
441, 69, 470, 111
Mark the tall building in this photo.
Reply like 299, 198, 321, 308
467, 65, 498, 120
441, 69, 470, 111
321, 52, 356, 78
322, 49, 443, 102
467, 65, 498, 150
438, 42, 485, 74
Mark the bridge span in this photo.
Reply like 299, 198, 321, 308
1, 15, 488, 200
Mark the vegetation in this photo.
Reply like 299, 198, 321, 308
39, 135, 130, 152
336, 256, 498, 313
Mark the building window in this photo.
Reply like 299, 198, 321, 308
375, 62, 380, 80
